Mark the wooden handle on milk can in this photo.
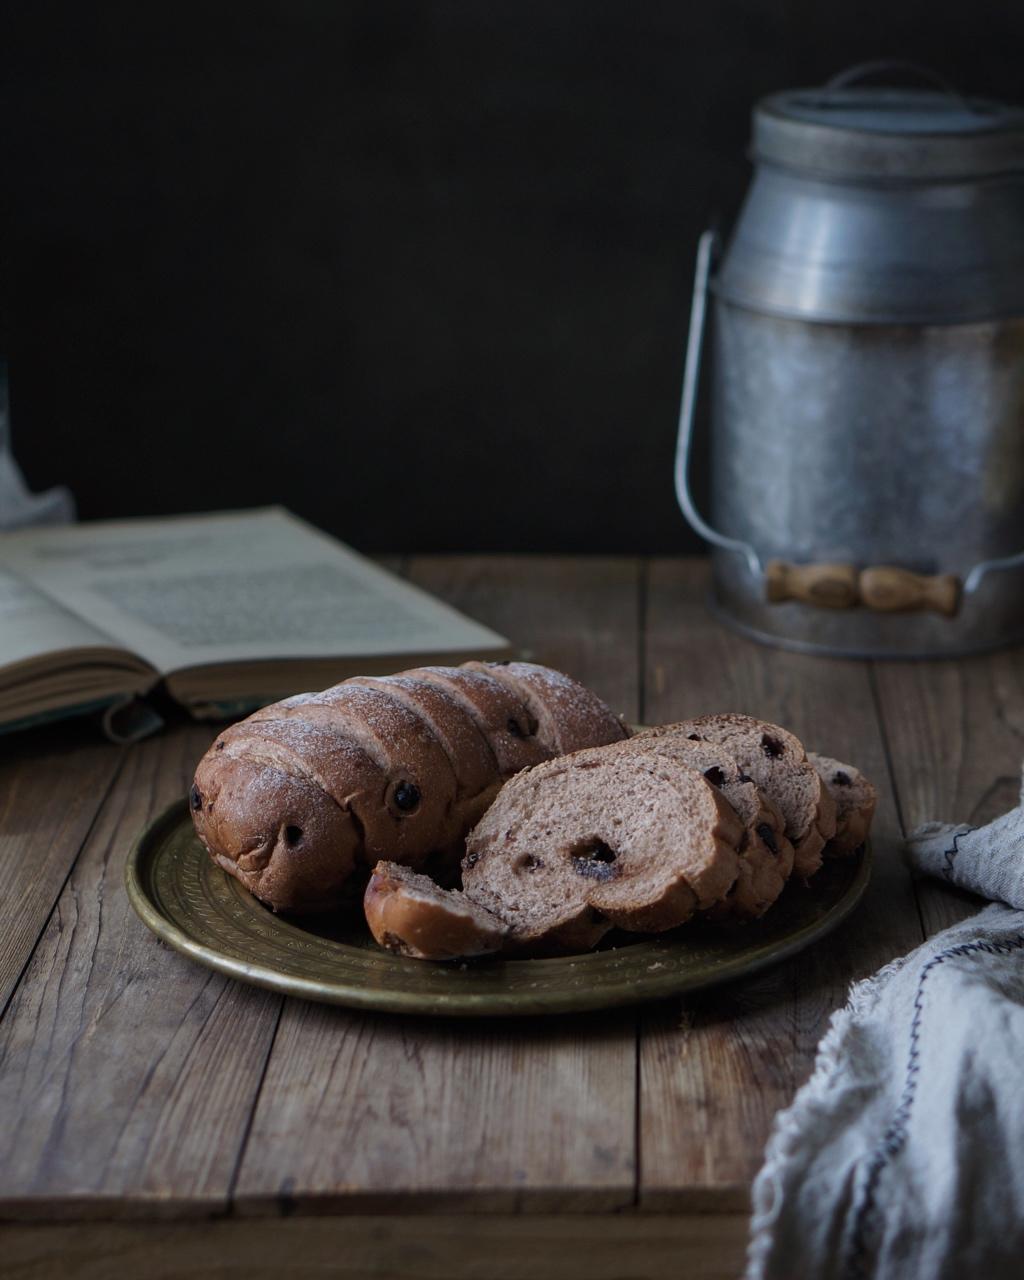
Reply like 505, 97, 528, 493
858, 566, 961, 616
765, 560, 860, 609
765, 560, 962, 616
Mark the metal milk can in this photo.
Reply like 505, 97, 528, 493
675, 63, 1024, 656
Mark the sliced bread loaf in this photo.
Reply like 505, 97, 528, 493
461, 745, 744, 954
621, 734, 793, 919
808, 753, 877, 854
647, 714, 836, 881
364, 861, 508, 960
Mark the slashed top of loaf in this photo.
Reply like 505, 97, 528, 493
405, 665, 550, 775
350, 674, 499, 798
469, 660, 629, 754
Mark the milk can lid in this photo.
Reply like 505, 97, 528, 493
754, 62, 1024, 181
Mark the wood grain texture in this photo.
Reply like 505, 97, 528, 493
873, 647, 1024, 937
0, 723, 123, 1013
3, 553, 1002, 1243
637, 559, 923, 1207
1, 1213, 748, 1280
234, 557, 642, 1214
0, 722, 281, 1221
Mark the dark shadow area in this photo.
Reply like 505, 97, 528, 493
4, 2, 1022, 552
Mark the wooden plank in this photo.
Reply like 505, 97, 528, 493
0, 1213, 749, 1280
0, 721, 124, 1013
0, 721, 281, 1221
872, 647, 1024, 937
234, 557, 642, 1214
637, 559, 923, 1208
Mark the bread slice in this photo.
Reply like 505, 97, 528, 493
621, 734, 793, 919
364, 861, 508, 960
465, 661, 630, 754
462, 745, 744, 954
808, 753, 877, 855
647, 715, 836, 880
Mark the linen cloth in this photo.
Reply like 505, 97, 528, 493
746, 777, 1024, 1280
0, 368, 74, 528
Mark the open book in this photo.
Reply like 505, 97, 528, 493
0, 508, 510, 739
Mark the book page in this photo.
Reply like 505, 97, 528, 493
0, 567, 121, 670
2, 509, 508, 676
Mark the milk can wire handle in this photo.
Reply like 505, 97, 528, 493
674, 232, 1022, 609
673, 229, 763, 580
824, 60, 968, 104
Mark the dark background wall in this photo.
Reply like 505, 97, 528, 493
4, 1, 1022, 553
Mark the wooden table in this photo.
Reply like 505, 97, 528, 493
1, 557, 1010, 1280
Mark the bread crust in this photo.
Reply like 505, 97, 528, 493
465, 661, 630, 755
621, 734, 794, 920
808, 752, 877, 854
364, 862, 507, 960
462, 746, 744, 952
649, 715, 836, 881
403, 666, 550, 776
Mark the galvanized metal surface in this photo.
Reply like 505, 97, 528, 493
753, 85, 1024, 185
714, 165, 1024, 326
708, 307, 1024, 657
677, 70, 1024, 658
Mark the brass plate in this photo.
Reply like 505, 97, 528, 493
126, 799, 872, 1018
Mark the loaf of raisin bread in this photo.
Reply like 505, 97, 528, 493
190, 663, 628, 913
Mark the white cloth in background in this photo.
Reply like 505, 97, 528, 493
0, 368, 75, 529
746, 772, 1024, 1280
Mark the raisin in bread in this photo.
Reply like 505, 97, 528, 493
808, 753, 877, 854
646, 715, 836, 881
191, 662, 628, 913
460, 745, 744, 955
622, 734, 793, 919
364, 862, 508, 960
